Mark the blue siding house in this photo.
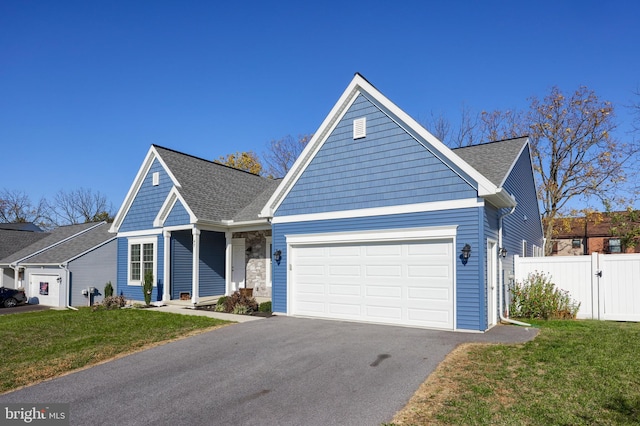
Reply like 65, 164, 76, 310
260, 74, 543, 331
110, 147, 279, 304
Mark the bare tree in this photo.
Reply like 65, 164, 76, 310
526, 86, 638, 254
50, 188, 113, 225
478, 109, 526, 143
262, 134, 312, 178
0, 189, 51, 229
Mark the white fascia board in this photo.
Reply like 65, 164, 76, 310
110, 146, 182, 233
115, 229, 163, 238
286, 225, 458, 245
261, 74, 501, 218
271, 198, 484, 224
153, 186, 197, 227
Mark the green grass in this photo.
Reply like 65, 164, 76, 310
393, 320, 640, 425
0, 308, 230, 393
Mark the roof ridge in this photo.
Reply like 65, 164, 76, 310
452, 135, 528, 150
153, 144, 266, 178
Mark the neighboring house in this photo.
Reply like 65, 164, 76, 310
0, 222, 116, 307
550, 213, 640, 255
109, 146, 280, 304
0, 223, 48, 263
260, 73, 543, 332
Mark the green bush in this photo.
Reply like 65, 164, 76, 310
104, 281, 114, 298
509, 272, 580, 319
215, 296, 228, 312
143, 271, 153, 306
259, 301, 272, 313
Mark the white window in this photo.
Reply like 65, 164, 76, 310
128, 237, 157, 285
522, 240, 527, 257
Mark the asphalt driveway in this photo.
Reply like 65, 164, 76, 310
0, 317, 538, 425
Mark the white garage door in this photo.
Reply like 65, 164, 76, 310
290, 238, 454, 329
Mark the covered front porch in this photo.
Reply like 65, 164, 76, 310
160, 226, 272, 305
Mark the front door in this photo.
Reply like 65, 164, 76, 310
231, 239, 246, 292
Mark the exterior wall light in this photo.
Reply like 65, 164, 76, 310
273, 249, 282, 265
499, 247, 508, 258
461, 244, 472, 260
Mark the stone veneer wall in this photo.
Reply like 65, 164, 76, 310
233, 230, 272, 297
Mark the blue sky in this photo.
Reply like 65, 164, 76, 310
2, 1, 639, 212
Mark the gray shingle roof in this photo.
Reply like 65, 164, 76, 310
0, 222, 100, 264
154, 145, 279, 223
452, 137, 528, 187
0, 229, 49, 261
22, 222, 114, 264
0, 222, 44, 232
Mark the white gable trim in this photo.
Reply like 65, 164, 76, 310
260, 74, 506, 218
153, 186, 197, 228
110, 146, 182, 233
272, 198, 484, 224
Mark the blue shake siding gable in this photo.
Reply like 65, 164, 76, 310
164, 200, 191, 227
276, 94, 477, 217
272, 206, 486, 331
120, 160, 174, 232
501, 145, 543, 265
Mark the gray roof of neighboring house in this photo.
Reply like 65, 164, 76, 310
453, 137, 528, 187
0, 222, 44, 232
154, 145, 279, 222
21, 222, 114, 264
0, 222, 101, 265
0, 229, 50, 261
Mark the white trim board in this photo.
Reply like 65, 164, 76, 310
272, 199, 483, 224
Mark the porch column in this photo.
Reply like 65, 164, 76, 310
191, 227, 200, 305
225, 231, 232, 295
163, 230, 171, 302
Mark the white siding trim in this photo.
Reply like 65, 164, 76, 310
286, 225, 458, 245
272, 198, 483, 224
117, 229, 163, 238
153, 186, 197, 227
127, 236, 158, 287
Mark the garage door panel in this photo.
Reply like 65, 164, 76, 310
407, 265, 450, 278
329, 265, 361, 276
329, 303, 361, 316
291, 238, 454, 329
328, 284, 360, 296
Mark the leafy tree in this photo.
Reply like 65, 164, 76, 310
50, 188, 114, 225
608, 208, 640, 251
526, 86, 637, 254
262, 134, 312, 178
216, 151, 262, 175
0, 189, 51, 229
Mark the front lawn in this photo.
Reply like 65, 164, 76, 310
391, 320, 640, 425
0, 308, 229, 393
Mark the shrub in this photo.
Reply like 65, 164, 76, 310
143, 271, 153, 306
104, 281, 114, 298
220, 291, 258, 314
259, 301, 272, 313
215, 296, 228, 312
509, 272, 581, 320
232, 304, 249, 315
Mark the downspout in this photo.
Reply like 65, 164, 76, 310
499, 206, 530, 327
59, 263, 78, 311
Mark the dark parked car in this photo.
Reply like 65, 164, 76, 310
0, 287, 27, 308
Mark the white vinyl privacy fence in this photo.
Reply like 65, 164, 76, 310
513, 253, 640, 322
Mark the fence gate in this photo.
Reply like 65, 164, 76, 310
513, 253, 640, 322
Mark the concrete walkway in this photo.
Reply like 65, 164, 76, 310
147, 304, 266, 322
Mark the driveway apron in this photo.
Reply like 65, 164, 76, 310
0, 317, 538, 425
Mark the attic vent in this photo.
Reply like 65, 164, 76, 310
353, 117, 366, 139
152, 172, 160, 186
